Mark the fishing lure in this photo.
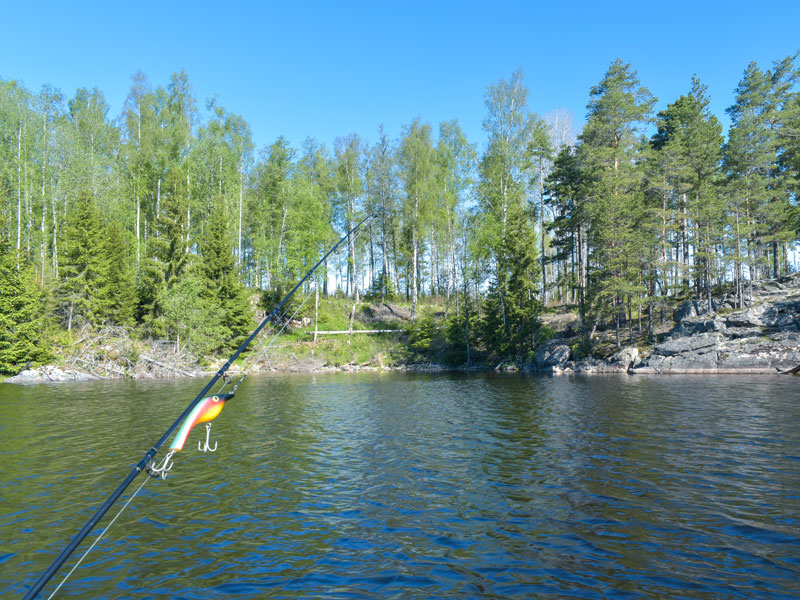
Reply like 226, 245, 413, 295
23, 214, 374, 600
170, 393, 234, 452
147, 393, 234, 478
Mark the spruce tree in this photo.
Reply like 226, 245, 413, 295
137, 171, 189, 336
477, 69, 546, 357
100, 221, 137, 327
59, 189, 108, 330
200, 204, 252, 351
0, 239, 49, 373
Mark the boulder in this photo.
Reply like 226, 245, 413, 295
495, 361, 520, 372
609, 347, 639, 369
5, 366, 99, 384
533, 340, 572, 370
724, 326, 764, 340
726, 304, 781, 328
655, 332, 723, 356
775, 313, 798, 331
673, 300, 705, 322
671, 316, 726, 338
673, 299, 721, 322
570, 357, 602, 373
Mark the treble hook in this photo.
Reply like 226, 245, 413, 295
146, 450, 175, 479
198, 422, 217, 453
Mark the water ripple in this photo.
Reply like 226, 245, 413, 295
3, 373, 800, 598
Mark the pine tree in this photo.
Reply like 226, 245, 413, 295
0, 239, 49, 373
651, 76, 724, 310
545, 146, 589, 318
725, 55, 798, 282
580, 59, 655, 348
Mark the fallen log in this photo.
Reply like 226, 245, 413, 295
139, 354, 196, 377
307, 329, 402, 335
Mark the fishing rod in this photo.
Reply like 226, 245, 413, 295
22, 213, 374, 600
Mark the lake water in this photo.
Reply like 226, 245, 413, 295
2, 372, 800, 599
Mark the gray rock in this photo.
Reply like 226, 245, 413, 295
725, 304, 776, 328
672, 317, 726, 338
655, 332, 723, 356
609, 347, 639, 369
724, 327, 764, 339
570, 357, 601, 373
533, 340, 572, 369
673, 300, 705, 322
5, 367, 99, 384
776, 297, 800, 315
760, 280, 784, 292
627, 275, 800, 373
775, 313, 798, 331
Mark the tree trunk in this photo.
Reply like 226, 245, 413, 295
381, 209, 388, 303
627, 295, 633, 344
540, 166, 547, 305
136, 194, 141, 272
187, 174, 192, 251
17, 122, 22, 263
368, 221, 374, 291
156, 178, 161, 237
52, 198, 58, 278
238, 170, 243, 264
773, 241, 779, 278
411, 231, 418, 321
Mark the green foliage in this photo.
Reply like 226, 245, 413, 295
363, 272, 396, 301
578, 59, 655, 345
98, 221, 137, 327
198, 204, 253, 351
58, 189, 136, 329
1, 57, 800, 367
0, 238, 50, 373
570, 336, 594, 361
538, 325, 555, 344
157, 271, 227, 357
407, 313, 439, 355
441, 310, 476, 366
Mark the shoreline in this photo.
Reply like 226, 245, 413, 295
6, 273, 800, 386
3, 360, 794, 385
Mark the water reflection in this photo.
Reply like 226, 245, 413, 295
2, 373, 800, 598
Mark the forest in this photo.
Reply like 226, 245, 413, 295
1, 54, 799, 374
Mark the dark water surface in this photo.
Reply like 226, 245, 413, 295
2, 373, 799, 599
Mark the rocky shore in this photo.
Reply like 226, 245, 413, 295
534, 273, 800, 375
6, 276, 800, 384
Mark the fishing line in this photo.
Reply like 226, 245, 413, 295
230, 284, 316, 393
46, 475, 151, 599
23, 213, 375, 600
57, 282, 316, 591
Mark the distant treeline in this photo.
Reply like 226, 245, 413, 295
1, 54, 799, 372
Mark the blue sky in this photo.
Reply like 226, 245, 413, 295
2, 0, 799, 153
